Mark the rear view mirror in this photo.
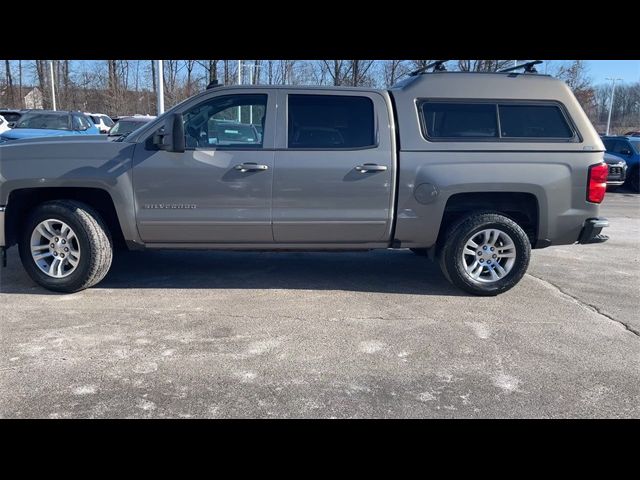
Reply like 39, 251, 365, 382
7, 122, 15, 128
620, 148, 632, 156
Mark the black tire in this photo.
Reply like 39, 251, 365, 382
410, 248, 428, 257
438, 212, 531, 296
18, 200, 113, 293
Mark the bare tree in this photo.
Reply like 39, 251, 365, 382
554, 61, 594, 116
383, 60, 410, 87
322, 60, 351, 86
457, 60, 511, 72
348, 60, 375, 86
554, 60, 591, 91
5, 60, 14, 106
252, 60, 261, 84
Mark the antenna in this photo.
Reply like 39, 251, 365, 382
498, 60, 543, 74
408, 60, 449, 76
206, 79, 222, 89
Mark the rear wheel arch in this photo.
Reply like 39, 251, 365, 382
436, 191, 540, 249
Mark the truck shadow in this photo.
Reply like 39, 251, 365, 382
1, 249, 464, 296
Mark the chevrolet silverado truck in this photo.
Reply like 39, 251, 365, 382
0, 62, 610, 295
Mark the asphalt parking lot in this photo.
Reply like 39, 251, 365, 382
1, 191, 639, 418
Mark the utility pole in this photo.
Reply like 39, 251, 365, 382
156, 60, 164, 115
605, 77, 622, 136
49, 60, 57, 111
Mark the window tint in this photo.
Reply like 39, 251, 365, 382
73, 115, 92, 130
183, 94, 266, 149
1, 112, 21, 122
81, 115, 93, 129
421, 102, 497, 138
110, 120, 147, 136
17, 113, 70, 130
603, 139, 616, 151
499, 104, 573, 138
611, 140, 634, 155
288, 95, 375, 149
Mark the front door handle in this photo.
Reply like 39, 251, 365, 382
355, 163, 388, 173
234, 163, 269, 173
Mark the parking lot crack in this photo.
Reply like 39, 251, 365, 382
526, 274, 640, 338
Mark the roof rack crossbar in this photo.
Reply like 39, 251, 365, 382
408, 60, 449, 76
498, 60, 543, 74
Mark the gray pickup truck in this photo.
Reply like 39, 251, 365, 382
0, 64, 610, 295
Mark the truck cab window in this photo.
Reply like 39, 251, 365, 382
182, 94, 267, 149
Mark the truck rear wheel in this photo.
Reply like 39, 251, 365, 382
438, 212, 531, 296
18, 200, 113, 293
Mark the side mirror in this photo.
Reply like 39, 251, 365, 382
152, 113, 185, 152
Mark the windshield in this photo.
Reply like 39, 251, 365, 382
109, 120, 148, 136
102, 116, 115, 127
16, 113, 70, 130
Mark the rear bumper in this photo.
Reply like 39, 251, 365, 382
577, 217, 609, 244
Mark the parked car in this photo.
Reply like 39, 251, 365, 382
108, 115, 156, 139
0, 64, 611, 295
603, 152, 627, 187
86, 113, 114, 133
623, 131, 640, 137
601, 135, 640, 192
0, 115, 10, 134
0, 109, 24, 126
0, 110, 100, 143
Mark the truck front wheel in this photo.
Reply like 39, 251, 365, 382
18, 200, 113, 293
438, 212, 531, 296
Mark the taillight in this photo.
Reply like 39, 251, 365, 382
587, 163, 608, 203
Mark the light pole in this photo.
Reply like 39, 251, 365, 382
240, 62, 262, 124
49, 60, 57, 111
156, 60, 164, 115
605, 77, 622, 136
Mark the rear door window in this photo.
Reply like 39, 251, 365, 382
287, 94, 376, 149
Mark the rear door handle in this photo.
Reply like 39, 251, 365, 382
355, 163, 388, 173
234, 163, 269, 173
